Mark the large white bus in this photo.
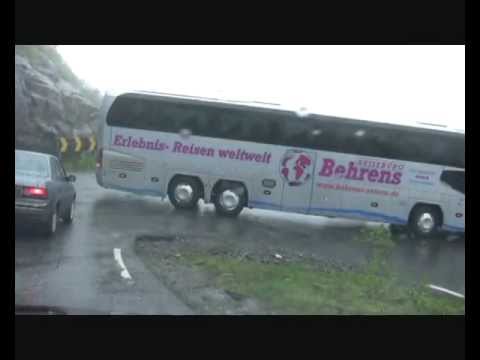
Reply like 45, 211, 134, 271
96, 91, 465, 238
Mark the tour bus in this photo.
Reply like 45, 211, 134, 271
96, 91, 465, 238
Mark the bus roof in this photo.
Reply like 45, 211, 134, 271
110, 90, 464, 137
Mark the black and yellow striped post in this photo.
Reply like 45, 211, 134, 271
58, 135, 97, 157
58, 135, 97, 170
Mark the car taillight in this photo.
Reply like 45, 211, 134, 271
23, 186, 48, 198
96, 147, 103, 169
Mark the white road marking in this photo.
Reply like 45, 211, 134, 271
427, 284, 464, 299
113, 248, 133, 281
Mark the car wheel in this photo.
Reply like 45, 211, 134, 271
213, 182, 246, 217
168, 176, 201, 210
409, 205, 441, 239
63, 199, 75, 224
43, 206, 58, 236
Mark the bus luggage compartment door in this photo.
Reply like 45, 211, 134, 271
103, 149, 146, 190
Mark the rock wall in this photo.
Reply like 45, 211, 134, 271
15, 45, 101, 156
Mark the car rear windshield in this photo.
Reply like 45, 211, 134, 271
15, 152, 50, 177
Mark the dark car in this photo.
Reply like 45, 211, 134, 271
15, 150, 76, 236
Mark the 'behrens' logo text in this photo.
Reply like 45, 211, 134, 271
319, 158, 403, 185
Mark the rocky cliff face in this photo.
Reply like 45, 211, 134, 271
15, 45, 101, 156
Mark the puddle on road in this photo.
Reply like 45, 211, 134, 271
389, 235, 465, 291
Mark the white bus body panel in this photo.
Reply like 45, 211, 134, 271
96, 97, 464, 233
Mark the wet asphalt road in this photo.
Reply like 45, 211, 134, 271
15, 173, 465, 314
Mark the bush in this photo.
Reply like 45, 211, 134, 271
62, 152, 96, 172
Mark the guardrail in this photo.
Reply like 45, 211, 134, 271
58, 135, 96, 155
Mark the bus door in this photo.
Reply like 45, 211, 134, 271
280, 149, 317, 214
439, 169, 465, 231
309, 152, 344, 217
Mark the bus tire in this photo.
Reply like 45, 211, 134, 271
408, 205, 442, 239
213, 182, 246, 217
168, 176, 201, 210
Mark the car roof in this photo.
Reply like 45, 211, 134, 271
15, 149, 56, 160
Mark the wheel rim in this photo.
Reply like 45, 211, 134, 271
174, 183, 194, 204
51, 211, 57, 233
219, 190, 240, 211
417, 213, 435, 233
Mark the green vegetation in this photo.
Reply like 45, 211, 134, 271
178, 227, 464, 314
356, 226, 396, 252
62, 153, 96, 173
355, 226, 396, 276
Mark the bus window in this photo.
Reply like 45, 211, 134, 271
107, 93, 464, 168
266, 117, 286, 145
282, 116, 315, 149
224, 108, 249, 141
108, 96, 158, 131
207, 107, 237, 139
153, 101, 180, 133
440, 170, 465, 194
174, 103, 198, 134
107, 96, 134, 128
246, 113, 270, 144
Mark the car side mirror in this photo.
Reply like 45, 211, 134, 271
66, 175, 76, 182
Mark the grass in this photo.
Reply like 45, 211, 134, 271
62, 153, 96, 173
178, 227, 464, 315
355, 226, 397, 277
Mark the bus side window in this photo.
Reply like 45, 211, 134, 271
368, 129, 394, 159
136, 99, 157, 131
267, 118, 285, 145
108, 96, 136, 128
153, 101, 179, 133
247, 113, 270, 144
440, 170, 465, 194
226, 108, 246, 141
205, 108, 226, 138
188, 108, 202, 136
173, 103, 195, 134
435, 136, 465, 169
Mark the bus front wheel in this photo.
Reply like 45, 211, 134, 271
168, 176, 201, 210
213, 182, 246, 217
408, 205, 442, 239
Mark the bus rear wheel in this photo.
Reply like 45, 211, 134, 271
213, 182, 246, 217
168, 176, 201, 210
409, 205, 442, 239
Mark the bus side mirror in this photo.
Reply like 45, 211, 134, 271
66, 175, 76, 182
